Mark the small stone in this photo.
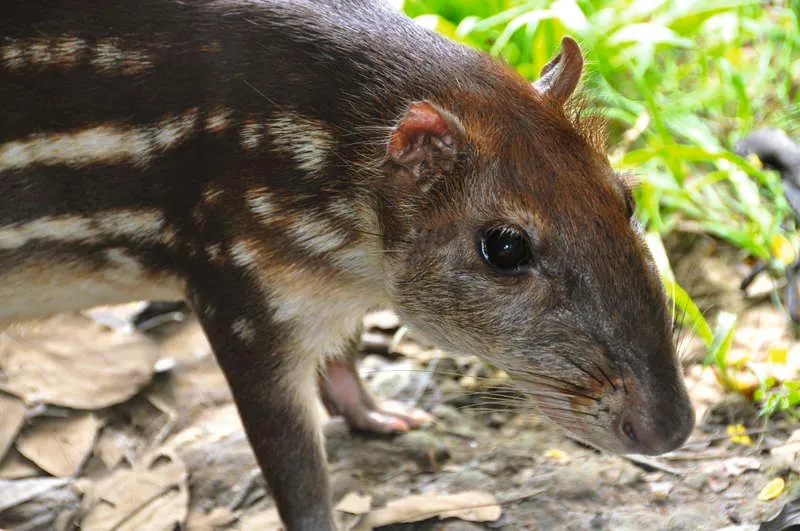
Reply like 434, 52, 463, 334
666, 507, 717, 530
512, 467, 536, 486
684, 473, 708, 491
430, 404, 463, 424
394, 431, 450, 471
648, 481, 674, 498
477, 460, 504, 475
443, 469, 492, 491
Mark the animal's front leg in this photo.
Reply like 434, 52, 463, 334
320, 326, 433, 433
188, 275, 335, 531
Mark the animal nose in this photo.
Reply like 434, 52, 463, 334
615, 404, 695, 455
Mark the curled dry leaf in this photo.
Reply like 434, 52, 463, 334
15, 413, 102, 478
80, 448, 188, 531
353, 490, 501, 530
0, 314, 160, 409
0, 392, 26, 463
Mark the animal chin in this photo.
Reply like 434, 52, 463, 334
535, 402, 624, 454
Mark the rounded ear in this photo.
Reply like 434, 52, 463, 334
532, 36, 583, 105
387, 101, 465, 191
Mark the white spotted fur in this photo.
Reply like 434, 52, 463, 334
267, 112, 333, 174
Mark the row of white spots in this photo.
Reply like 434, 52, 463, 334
1, 36, 152, 74
0, 209, 171, 250
266, 111, 333, 173
0, 109, 200, 171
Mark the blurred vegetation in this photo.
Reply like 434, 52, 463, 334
399, 0, 800, 416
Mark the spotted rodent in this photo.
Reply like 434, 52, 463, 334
0, 1, 695, 529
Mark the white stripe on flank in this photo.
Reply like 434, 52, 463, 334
287, 215, 348, 255
267, 112, 333, 174
0, 209, 170, 250
0, 109, 199, 171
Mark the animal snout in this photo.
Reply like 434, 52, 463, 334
614, 393, 695, 455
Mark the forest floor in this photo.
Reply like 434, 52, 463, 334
1, 236, 799, 531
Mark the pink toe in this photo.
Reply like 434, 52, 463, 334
365, 411, 410, 433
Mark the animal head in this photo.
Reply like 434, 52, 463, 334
381, 37, 694, 455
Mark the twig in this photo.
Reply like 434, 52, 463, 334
567, 435, 685, 476
621, 454, 686, 476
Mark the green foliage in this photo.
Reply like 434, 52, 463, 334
755, 379, 800, 419
401, 0, 800, 415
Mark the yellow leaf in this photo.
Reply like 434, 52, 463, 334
757, 477, 785, 501
767, 347, 789, 364
726, 424, 754, 446
770, 234, 797, 266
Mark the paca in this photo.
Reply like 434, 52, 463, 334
0, 1, 694, 529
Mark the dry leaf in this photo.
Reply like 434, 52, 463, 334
0, 477, 71, 513
237, 507, 283, 531
758, 478, 785, 502
15, 414, 101, 478
336, 492, 373, 515
0, 392, 26, 463
0, 314, 160, 409
94, 426, 138, 470
80, 448, 188, 531
0, 449, 41, 480
354, 490, 501, 530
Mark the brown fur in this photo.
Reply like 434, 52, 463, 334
1, 2, 694, 530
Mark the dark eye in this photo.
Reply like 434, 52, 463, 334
480, 225, 533, 272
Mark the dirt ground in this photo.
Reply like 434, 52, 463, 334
1, 236, 799, 531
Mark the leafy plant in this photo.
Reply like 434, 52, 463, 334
401, 0, 800, 414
